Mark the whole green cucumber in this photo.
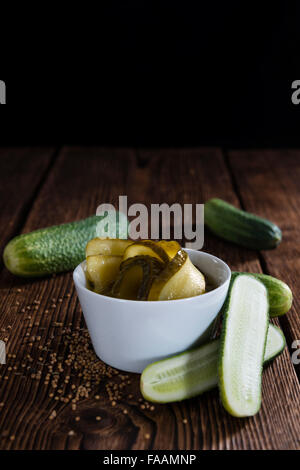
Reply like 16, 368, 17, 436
231, 272, 292, 317
3, 211, 128, 277
204, 198, 282, 250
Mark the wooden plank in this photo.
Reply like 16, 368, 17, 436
228, 150, 300, 378
0, 147, 55, 256
0, 147, 137, 450
0, 147, 299, 450
133, 148, 300, 450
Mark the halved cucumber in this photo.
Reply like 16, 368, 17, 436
231, 271, 292, 317
140, 324, 284, 404
141, 339, 219, 403
264, 324, 286, 363
218, 274, 269, 417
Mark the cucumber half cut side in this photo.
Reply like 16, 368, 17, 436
140, 324, 284, 404
218, 274, 269, 417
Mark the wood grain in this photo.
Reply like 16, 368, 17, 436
0, 147, 299, 450
137, 148, 300, 450
228, 150, 300, 378
0, 147, 136, 450
0, 147, 55, 257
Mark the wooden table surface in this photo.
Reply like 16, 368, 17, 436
0, 147, 299, 450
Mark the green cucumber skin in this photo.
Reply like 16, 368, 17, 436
264, 324, 286, 364
204, 198, 282, 250
140, 324, 285, 404
218, 274, 269, 417
231, 272, 292, 317
3, 214, 126, 277
141, 340, 220, 404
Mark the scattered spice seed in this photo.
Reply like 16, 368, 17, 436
75, 416, 80, 421
183, 418, 188, 424
0, 323, 136, 413
96, 416, 102, 421
145, 433, 150, 439
49, 410, 57, 420
68, 430, 75, 436
10, 435, 15, 441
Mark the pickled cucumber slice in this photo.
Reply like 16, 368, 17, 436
140, 324, 285, 403
123, 240, 169, 264
148, 250, 205, 300
156, 240, 181, 260
86, 238, 133, 257
86, 255, 122, 294
111, 255, 164, 300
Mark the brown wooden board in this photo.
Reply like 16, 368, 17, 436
228, 150, 300, 379
137, 148, 300, 450
0, 147, 55, 257
0, 147, 299, 450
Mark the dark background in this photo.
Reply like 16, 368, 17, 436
1, 1, 299, 147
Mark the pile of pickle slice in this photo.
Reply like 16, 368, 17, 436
85, 238, 206, 301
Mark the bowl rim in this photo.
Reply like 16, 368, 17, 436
73, 248, 231, 305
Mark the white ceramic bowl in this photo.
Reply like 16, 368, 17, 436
73, 249, 231, 373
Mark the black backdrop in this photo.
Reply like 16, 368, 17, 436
1, 2, 299, 146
